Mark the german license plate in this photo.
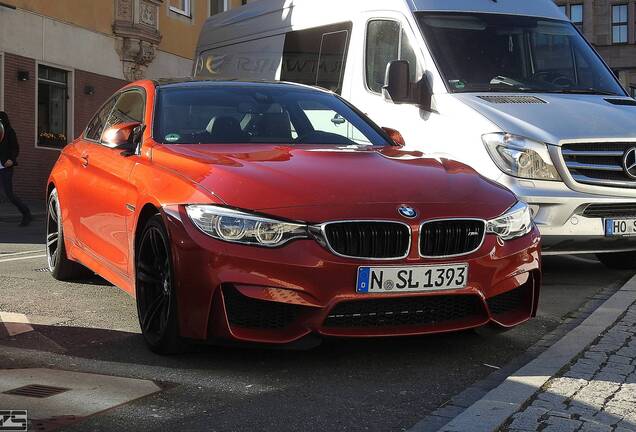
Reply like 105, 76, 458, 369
605, 219, 636, 237
356, 264, 468, 294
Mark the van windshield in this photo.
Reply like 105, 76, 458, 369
416, 13, 625, 96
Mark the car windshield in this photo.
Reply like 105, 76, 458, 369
154, 84, 391, 146
416, 13, 625, 96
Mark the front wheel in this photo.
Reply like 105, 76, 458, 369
596, 252, 636, 270
136, 215, 185, 354
47, 188, 91, 281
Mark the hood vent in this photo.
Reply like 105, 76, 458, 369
605, 98, 636, 106
478, 95, 547, 104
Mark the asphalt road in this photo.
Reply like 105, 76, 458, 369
0, 219, 633, 432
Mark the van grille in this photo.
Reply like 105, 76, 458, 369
561, 142, 636, 188
323, 222, 410, 259
420, 220, 485, 257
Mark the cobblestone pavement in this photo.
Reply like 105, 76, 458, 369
502, 302, 636, 432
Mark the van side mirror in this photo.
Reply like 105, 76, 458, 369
382, 127, 406, 147
383, 60, 411, 104
101, 122, 144, 156
383, 61, 434, 111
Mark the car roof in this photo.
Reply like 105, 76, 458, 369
152, 77, 331, 93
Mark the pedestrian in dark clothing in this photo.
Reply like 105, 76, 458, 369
0, 111, 32, 227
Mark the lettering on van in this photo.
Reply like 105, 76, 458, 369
195, 53, 280, 77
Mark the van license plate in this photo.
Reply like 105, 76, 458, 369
356, 264, 468, 294
605, 219, 636, 237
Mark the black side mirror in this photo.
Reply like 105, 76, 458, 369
0, 121, 4, 143
383, 61, 434, 111
383, 60, 411, 104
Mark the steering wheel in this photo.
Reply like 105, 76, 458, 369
532, 71, 575, 87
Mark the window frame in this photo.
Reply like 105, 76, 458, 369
569, 4, 583, 31
35, 62, 74, 151
170, 0, 192, 17
84, 87, 147, 149
363, 18, 421, 96
612, 4, 629, 45
209, 0, 228, 16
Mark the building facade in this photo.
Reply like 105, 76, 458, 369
555, 0, 636, 96
0, 0, 248, 200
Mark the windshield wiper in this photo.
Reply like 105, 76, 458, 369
544, 88, 619, 96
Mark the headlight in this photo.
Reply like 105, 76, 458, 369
483, 133, 561, 181
486, 201, 533, 241
185, 205, 308, 247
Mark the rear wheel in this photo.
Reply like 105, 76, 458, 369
596, 252, 636, 270
47, 188, 91, 281
136, 215, 185, 354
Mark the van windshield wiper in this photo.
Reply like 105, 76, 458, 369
543, 88, 619, 96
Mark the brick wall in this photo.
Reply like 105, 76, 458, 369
74, 70, 127, 138
3, 53, 42, 200
2, 53, 127, 200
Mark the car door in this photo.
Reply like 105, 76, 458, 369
347, 13, 427, 148
74, 89, 145, 277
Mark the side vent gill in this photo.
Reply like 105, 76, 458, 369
605, 98, 636, 106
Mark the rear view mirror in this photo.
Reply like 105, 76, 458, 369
383, 60, 411, 104
382, 127, 406, 147
101, 122, 144, 155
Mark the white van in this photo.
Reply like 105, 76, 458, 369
195, 0, 636, 268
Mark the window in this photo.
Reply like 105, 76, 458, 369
365, 20, 421, 94
84, 96, 117, 141
612, 5, 628, 44
102, 91, 145, 141
154, 85, 390, 146
170, 0, 191, 17
209, 0, 227, 16
281, 23, 352, 95
570, 4, 583, 31
557, 5, 567, 17
38, 65, 69, 149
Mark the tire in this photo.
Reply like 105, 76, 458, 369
596, 251, 636, 270
47, 188, 92, 281
135, 214, 185, 354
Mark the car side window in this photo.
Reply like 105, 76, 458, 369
84, 97, 117, 141
366, 20, 420, 93
281, 22, 352, 94
101, 90, 145, 143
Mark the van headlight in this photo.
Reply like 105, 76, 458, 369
486, 202, 533, 241
186, 205, 308, 247
483, 133, 561, 181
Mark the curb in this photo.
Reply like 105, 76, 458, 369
428, 274, 636, 432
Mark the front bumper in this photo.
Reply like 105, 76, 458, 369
163, 206, 541, 345
499, 175, 636, 255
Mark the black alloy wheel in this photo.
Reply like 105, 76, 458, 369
136, 215, 184, 354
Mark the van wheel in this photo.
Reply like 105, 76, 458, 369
47, 188, 92, 281
596, 252, 636, 270
135, 215, 185, 354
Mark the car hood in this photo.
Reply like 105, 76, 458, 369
151, 144, 515, 222
455, 93, 636, 145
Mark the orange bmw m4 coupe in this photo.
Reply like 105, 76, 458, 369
47, 79, 541, 353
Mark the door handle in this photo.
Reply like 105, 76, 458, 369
80, 155, 89, 168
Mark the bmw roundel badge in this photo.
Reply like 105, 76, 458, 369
398, 205, 417, 219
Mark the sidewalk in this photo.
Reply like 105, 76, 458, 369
502, 304, 636, 432
0, 199, 45, 222
434, 275, 636, 432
